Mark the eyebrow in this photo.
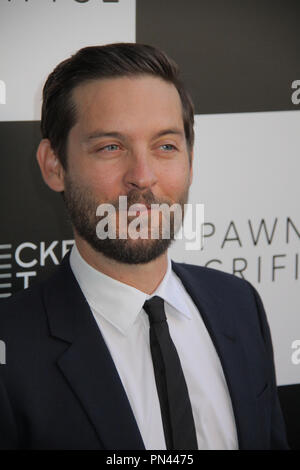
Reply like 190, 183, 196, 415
84, 128, 185, 142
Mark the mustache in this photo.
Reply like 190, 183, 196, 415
109, 189, 168, 209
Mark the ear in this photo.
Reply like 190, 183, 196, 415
189, 149, 194, 186
36, 139, 65, 192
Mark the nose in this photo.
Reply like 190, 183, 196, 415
123, 150, 157, 191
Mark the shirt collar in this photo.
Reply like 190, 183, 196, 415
154, 260, 192, 321
69, 244, 191, 336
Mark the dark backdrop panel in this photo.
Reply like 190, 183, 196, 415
0, 121, 73, 294
136, 0, 300, 114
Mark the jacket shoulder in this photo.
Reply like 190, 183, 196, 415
0, 278, 44, 312
0, 273, 53, 339
172, 260, 252, 296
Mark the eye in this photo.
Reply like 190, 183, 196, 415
100, 144, 120, 152
160, 144, 177, 151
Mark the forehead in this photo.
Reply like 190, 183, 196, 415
71, 75, 184, 134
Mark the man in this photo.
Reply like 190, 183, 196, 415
0, 43, 288, 450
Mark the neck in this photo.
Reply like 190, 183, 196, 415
74, 236, 168, 295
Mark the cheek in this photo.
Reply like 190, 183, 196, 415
70, 158, 123, 201
160, 163, 190, 193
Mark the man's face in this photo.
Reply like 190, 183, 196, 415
63, 75, 193, 264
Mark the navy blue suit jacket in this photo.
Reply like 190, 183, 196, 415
0, 253, 288, 449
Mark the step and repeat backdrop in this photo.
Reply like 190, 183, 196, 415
1, 0, 299, 448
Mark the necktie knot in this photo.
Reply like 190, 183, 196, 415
143, 296, 166, 325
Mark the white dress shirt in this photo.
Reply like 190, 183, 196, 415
70, 244, 238, 450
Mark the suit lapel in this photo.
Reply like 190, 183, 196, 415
42, 253, 145, 450
171, 261, 261, 450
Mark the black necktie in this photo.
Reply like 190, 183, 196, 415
143, 295, 198, 450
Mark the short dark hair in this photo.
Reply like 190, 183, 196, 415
41, 43, 194, 169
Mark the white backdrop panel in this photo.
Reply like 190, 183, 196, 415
170, 110, 300, 386
0, 0, 136, 121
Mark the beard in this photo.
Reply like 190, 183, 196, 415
63, 175, 190, 265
